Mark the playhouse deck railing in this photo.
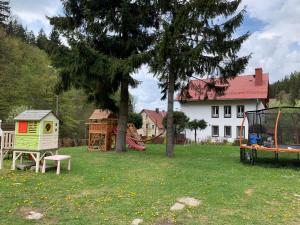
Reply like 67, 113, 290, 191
0, 131, 15, 150
0, 131, 15, 169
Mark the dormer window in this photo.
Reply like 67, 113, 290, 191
212, 106, 219, 118
224, 106, 231, 118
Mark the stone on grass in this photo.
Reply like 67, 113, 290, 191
132, 218, 143, 225
177, 197, 201, 207
26, 211, 43, 220
170, 202, 185, 211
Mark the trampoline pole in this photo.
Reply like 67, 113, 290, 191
274, 110, 281, 157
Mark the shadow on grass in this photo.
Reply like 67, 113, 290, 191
242, 157, 300, 170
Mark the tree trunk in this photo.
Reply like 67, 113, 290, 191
194, 129, 197, 144
116, 80, 129, 152
166, 71, 175, 157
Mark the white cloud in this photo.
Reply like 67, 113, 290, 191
240, 0, 300, 83
10, 0, 62, 34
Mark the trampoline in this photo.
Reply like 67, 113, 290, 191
240, 107, 300, 164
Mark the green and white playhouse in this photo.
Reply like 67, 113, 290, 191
14, 110, 59, 150
12, 110, 59, 172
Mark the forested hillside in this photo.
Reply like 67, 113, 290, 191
0, 27, 94, 139
269, 71, 300, 106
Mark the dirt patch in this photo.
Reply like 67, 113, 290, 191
244, 188, 254, 196
153, 218, 175, 225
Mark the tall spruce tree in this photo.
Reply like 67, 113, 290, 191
151, 0, 250, 157
0, 0, 10, 27
49, 0, 159, 152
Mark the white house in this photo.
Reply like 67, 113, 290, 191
178, 68, 269, 142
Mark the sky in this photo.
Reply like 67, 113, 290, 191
9, 0, 300, 112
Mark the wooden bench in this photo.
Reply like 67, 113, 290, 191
42, 155, 71, 175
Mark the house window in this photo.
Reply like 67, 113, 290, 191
224, 126, 232, 137
18, 121, 28, 133
237, 105, 245, 118
224, 106, 231, 118
212, 106, 219, 118
152, 125, 154, 129
212, 126, 219, 137
146, 124, 149, 129
236, 126, 245, 138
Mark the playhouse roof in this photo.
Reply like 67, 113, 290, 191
14, 110, 57, 121
89, 109, 117, 120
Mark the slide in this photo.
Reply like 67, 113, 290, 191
126, 136, 145, 151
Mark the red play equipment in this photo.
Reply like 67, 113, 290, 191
126, 123, 145, 151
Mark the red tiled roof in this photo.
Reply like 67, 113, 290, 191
141, 109, 167, 129
177, 74, 269, 101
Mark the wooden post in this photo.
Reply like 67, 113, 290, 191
0, 149, 3, 169
56, 160, 61, 175
35, 152, 40, 173
12, 151, 16, 170
42, 159, 46, 173
68, 159, 71, 171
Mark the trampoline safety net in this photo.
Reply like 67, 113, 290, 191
246, 107, 300, 148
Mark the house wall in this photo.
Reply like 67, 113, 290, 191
180, 99, 265, 142
137, 111, 165, 137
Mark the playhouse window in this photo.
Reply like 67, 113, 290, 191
28, 122, 38, 133
18, 121, 28, 133
43, 121, 53, 134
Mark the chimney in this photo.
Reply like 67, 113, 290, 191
255, 68, 263, 86
155, 108, 159, 113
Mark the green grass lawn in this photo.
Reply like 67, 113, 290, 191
1, 144, 300, 225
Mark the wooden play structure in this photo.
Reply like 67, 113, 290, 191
86, 109, 118, 151
0, 120, 15, 169
87, 109, 149, 151
87, 109, 167, 152
11, 110, 59, 172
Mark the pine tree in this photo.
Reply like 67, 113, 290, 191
36, 28, 49, 51
151, 0, 250, 157
0, 0, 10, 27
26, 30, 36, 45
49, 0, 159, 152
